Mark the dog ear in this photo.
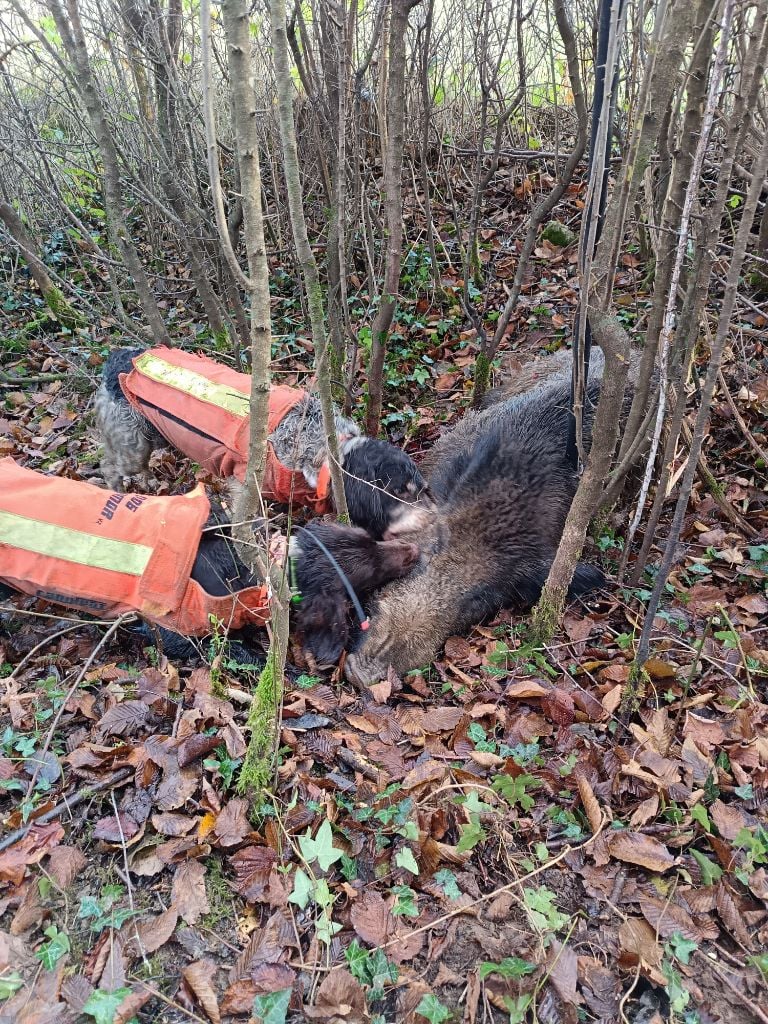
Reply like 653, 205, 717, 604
293, 592, 350, 665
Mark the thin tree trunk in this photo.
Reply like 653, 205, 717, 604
217, 0, 272, 494
627, 4, 768, 584
621, 0, 732, 558
216, 0, 291, 788
531, 0, 697, 638
45, 0, 171, 347
619, 0, 716, 462
0, 201, 83, 328
268, 0, 349, 519
634, 126, 768, 673
471, 0, 587, 407
365, 0, 420, 436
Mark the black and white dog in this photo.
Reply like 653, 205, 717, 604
95, 347, 433, 539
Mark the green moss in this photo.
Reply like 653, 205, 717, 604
619, 664, 648, 721
471, 351, 492, 408
747, 270, 768, 295
541, 220, 576, 247
44, 286, 85, 330
212, 328, 230, 353
530, 585, 567, 644
200, 855, 232, 930
237, 644, 283, 795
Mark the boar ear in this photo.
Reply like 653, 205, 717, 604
294, 593, 349, 665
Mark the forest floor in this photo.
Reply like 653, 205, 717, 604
1, 170, 767, 1024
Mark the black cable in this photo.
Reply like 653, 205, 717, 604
293, 526, 369, 630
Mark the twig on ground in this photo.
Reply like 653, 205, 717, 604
23, 613, 130, 799
718, 368, 768, 465
112, 789, 149, 968
5, 618, 119, 680
695, 951, 768, 1024
0, 766, 132, 853
680, 420, 759, 538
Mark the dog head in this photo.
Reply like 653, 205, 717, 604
288, 521, 419, 665
340, 437, 435, 540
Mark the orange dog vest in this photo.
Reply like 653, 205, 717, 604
0, 459, 270, 635
119, 347, 332, 512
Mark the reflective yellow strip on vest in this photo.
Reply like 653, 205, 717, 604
0, 510, 152, 576
135, 352, 250, 418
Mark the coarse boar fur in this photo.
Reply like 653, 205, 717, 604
94, 347, 433, 538
345, 354, 612, 687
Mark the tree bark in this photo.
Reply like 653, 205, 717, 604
365, 0, 420, 436
618, 0, 715, 462
218, 0, 273, 497
46, 0, 171, 347
0, 201, 83, 328
531, 0, 697, 638
217, 0, 291, 789
268, 0, 349, 519
471, 0, 587, 407
634, 126, 768, 671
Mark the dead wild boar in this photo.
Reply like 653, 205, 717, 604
345, 355, 611, 687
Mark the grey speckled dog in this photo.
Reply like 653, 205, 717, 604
95, 347, 434, 539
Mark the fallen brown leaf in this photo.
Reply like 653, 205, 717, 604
182, 959, 221, 1024
304, 968, 368, 1021
172, 859, 210, 925
230, 845, 278, 903
639, 895, 717, 942
505, 680, 549, 699
575, 774, 602, 834
608, 831, 675, 872
46, 845, 86, 889
123, 907, 178, 958
0, 822, 64, 886
93, 813, 141, 844
546, 939, 580, 1005
350, 890, 393, 946
214, 798, 250, 847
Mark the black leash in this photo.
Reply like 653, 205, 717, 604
290, 526, 370, 632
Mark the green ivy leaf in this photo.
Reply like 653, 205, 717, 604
434, 869, 461, 901
298, 819, 343, 871
397, 820, 419, 841
345, 939, 370, 982
315, 914, 342, 945
415, 992, 452, 1022
0, 972, 24, 1001
666, 932, 698, 966
252, 987, 291, 1024
395, 848, 419, 875
456, 820, 486, 853
479, 956, 536, 980
492, 772, 537, 811
523, 886, 568, 933
503, 993, 533, 1023
78, 895, 104, 920
391, 884, 419, 917
690, 803, 711, 833
82, 987, 132, 1024
690, 848, 722, 886
288, 867, 313, 909
35, 925, 70, 970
